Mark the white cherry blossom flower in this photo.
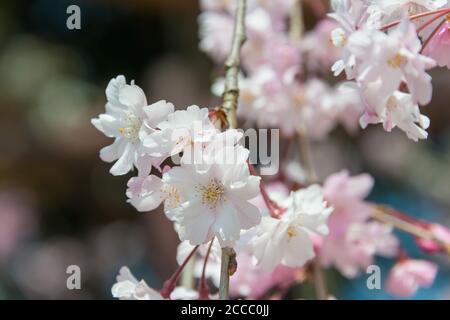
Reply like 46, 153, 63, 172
91, 75, 174, 175
164, 145, 261, 247
351, 80, 430, 141
351, 21, 436, 105
112, 266, 163, 300
144, 105, 218, 164
111, 266, 200, 300
329, 0, 383, 78
250, 185, 332, 271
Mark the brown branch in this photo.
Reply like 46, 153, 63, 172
221, 0, 247, 130
218, 0, 247, 300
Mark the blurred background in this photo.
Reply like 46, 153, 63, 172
0, 0, 449, 299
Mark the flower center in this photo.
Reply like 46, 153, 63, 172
287, 225, 298, 240
388, 53, 407, 69
119, 113, 142, 140
163, 185, 182, 209
386, 96, 398, 111
446, 14, 450, 23
198, 179, 225, 209
330, 28, 347, 48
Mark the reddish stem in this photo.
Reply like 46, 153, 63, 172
376, 205, 430, 229
420, 19, 447, 54
160, 245, 199, 299
198, 239, 214, 300
248, 163, 286, 218
380, 8, 450, 31
416, 11, 449, 33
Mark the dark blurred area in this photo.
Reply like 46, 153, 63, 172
0, 0, 449, 299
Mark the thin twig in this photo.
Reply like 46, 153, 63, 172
416, 12, 449, 33
420, 18, 447, 54
379, 8, 450, 31
198, 239, 215, 300
297, 125, 318, 184
289, 0, 304, 41
219, 247, 236, 299
372, 206, 450, 256
160, 245, 199, 298
222, 0, 247, 130
290, 0, 328, 300
218, 0, 248, 300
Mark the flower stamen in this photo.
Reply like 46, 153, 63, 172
199, 179, 225, 209
388, 53, 407, 68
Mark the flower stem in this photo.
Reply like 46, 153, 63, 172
298, 127, 328, 299
297, 125, 318, 184
416, 11, 449, 33
290, 0, 328, 300
372, 205, 450, 255
289, 0, 305, 41
420, 19, 447, 54
219, 247, 236, 299
221, 0, 247, 130
248, 163, 285, 218
380, 8, 450, 31
160, 245, 199, 299
198, 239, 214, 300
218, 0, 247, 300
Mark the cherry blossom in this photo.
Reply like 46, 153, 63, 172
386, 259, 438, 297
230, 251, 296, 299
423, 17, 450, 69
91, 75, 174, 175
112, 266, 200, 300
250, 185, 332, 271
112, 266, 164, 300
351, 21, 436, 105
144, 105, 218, 163
320, 171, 399, 278
164, 145, 261, 247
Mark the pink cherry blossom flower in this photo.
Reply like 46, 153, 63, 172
416, 223, 450, 253
230, 251, 296, 299
344, 80, 430, 141
329, 0, 383, 78
301, 19, 343, 71
350, 21, 436, 106
321, 221, 399, 278
320, 171, 399, 278
198, 12, 234, 63
423, 18, 450, 69
386, 259, 438, 297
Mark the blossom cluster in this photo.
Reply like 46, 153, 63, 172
92, 75, 264, 248
329, 0, 450, 141
91, 0, 450, 301
202, 0, 450, 141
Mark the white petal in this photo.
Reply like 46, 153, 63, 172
110, 143, 135, 175
118, 84, 147, 110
